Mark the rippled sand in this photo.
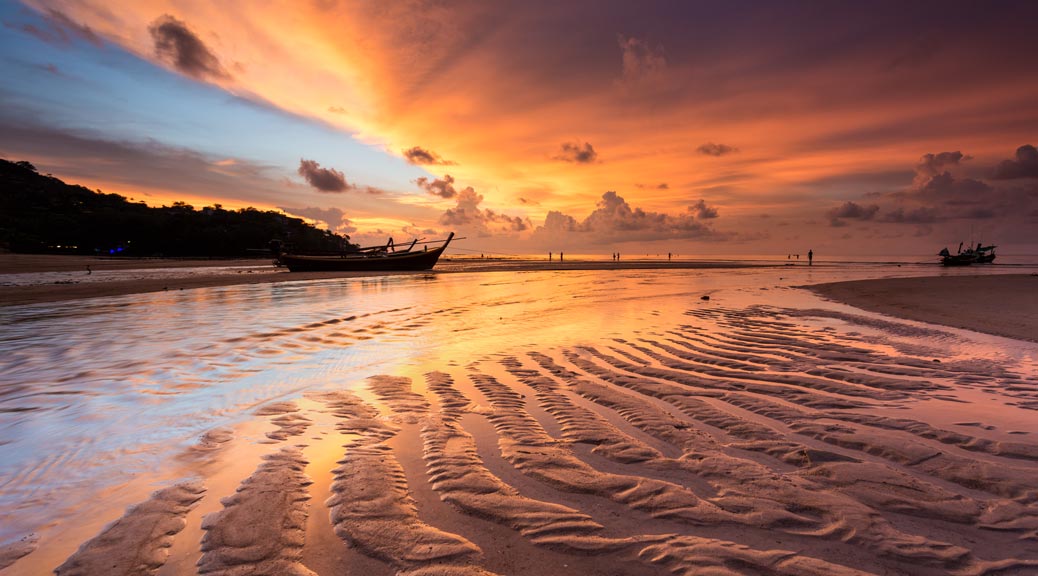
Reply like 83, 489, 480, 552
1, 269, 1037, 575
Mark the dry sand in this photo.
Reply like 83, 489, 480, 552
810, 274, 1038, 342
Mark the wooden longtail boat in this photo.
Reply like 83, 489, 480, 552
276, 233, 455, 272
938, 242, 996, 266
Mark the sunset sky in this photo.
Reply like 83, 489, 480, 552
2, 0, 1037, 255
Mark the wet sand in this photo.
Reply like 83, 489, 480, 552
811, 274, 1038, 342
0, 254, 768, 307
2, 264, 1037, 575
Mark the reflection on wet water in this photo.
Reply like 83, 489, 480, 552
1, 266, 1037, 567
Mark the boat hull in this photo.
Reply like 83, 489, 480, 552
941, 256, 973, 266
279, 234, 452, 272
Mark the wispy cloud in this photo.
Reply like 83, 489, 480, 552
697, 143, 738, 157
4, 9, 103, 47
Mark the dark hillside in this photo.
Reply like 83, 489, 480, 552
0, 159, 353, 256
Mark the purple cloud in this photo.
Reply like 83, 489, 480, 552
697, 142, 738, 157
149, 15, 230, 81
415, 174, 458, 198
403, 146, 455, 166
298, 159, 351, 192
554, 141, 598, 164
991, 144, 1038, 179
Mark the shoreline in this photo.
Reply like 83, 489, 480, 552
4, 255, 1037, 345
0, 254, 773, 307
809, 274, 1038, 343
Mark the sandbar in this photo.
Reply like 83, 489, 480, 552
810, 274, 1038, 342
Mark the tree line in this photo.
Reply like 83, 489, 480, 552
0, 159, 355, 257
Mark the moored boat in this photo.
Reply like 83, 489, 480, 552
275, 233, 455, 272
938, 241, 996, 266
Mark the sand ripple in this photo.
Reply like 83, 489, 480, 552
11, 302, 1038, 575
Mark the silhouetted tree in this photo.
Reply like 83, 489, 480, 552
0, 158, 355, 256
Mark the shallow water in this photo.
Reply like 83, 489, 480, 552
2, 265, 1037, 573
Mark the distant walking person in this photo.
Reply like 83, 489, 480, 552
808, 249, 813, 266
560, 252, 564, 261
549, 252, 552, 261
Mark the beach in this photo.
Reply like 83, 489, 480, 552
0, 254, 764, 307
3, 253, 1035, 342
1, 260, 1037, 575
811, 274, 1038, 343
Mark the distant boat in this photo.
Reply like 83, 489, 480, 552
275, 233, 455, 272
938, 242, 996, 266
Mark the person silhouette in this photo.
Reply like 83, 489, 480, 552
808, 249, 813, 266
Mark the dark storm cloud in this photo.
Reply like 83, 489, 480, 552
297, 159, 351, 192
991, 145, 1038, 180
149, 15, 230, 81
697, 143, 738, 157
403, 146, 456, 166
553, 141, 598, 164
415, 174, 458, 199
